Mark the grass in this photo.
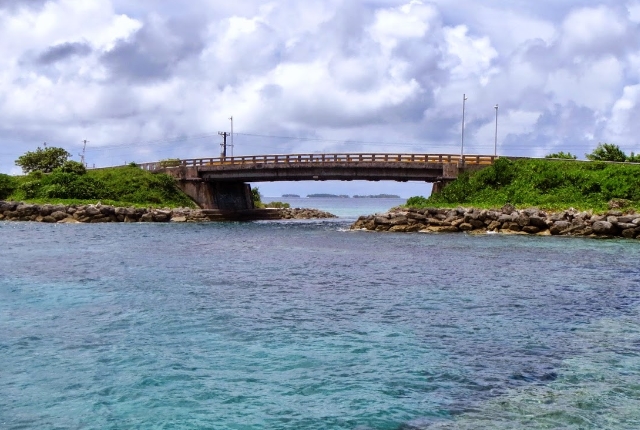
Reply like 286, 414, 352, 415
406, 158, 640, 212
3, 166, 196, 208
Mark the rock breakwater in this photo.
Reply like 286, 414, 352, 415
351, 205, 640, 239
0, 201, 336, 223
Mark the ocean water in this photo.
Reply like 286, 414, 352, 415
263, 197, 406, 219
1, 201, 640, 429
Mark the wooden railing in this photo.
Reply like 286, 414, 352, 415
137, 153, 497, 171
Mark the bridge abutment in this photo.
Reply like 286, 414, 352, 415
176, 180, 254, 210
208, 182, 255, 211
160, 165, 255, 210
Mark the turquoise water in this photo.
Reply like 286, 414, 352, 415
1, 205, 640, 429
263, 197, 406, 219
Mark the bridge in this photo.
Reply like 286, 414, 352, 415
138, 153, 496, 211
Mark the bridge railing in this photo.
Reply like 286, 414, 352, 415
137, 153, 496, 171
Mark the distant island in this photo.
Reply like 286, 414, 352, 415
307, 194, 350, 198
299, 193, 401, 198
353, 194, 401, 199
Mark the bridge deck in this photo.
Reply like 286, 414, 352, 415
133, 153, 496, 208
138, 153, 496, 171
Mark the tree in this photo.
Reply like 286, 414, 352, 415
251, 186, 263, 207
545, 151, 577, 160
586, 143, 627, 162
15, 146, 71, 173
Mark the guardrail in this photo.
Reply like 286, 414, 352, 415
137, 153, 497, 171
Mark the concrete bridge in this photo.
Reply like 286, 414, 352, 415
138, 153, 496, 210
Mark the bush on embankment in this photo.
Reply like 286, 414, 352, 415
0, 174, 17, 200
6, 165, 195, 208
407, 158, 640, 211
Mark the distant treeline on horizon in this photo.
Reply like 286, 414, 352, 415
279, 193, 401, 199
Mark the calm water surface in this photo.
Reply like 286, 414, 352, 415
263, 197, 406, 219
1, 202, 640, 429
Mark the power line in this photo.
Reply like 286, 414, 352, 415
78, 129, 602, 156
86, 132, 220, 152
235, 132, 425, 147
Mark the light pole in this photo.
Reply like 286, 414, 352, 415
494, 104, 499, 157
461, 94, 468, 163
229, 116, 234, 157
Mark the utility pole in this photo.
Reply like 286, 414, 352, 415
494, 104, 499, 157
461, 94, 468, 164
80, 139, 89, 167
218, 131, 230, 158
229, 116, 234, 157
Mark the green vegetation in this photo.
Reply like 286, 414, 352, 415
59, 160, 87, 175
264, 201, 291, 208
5, 165, 195, 208
586, 143, 627, 162
15, 146, 71, 173
585, 143, 640, 162
252, 187, 263, 208
406, 157, 640, 211
307, 193, 349, 198
545, 151, 577, 160
0, 174, 17, 199
159, 158, 182, 168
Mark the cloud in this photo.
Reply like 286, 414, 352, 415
101, 15, 206, 83
36, 41, 92, 65
606, 84, 640, 146
1, 0, 640, 185
0, 0, 47, 12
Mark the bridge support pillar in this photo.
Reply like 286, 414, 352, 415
177, 180, 254, 210
431, 180, 452, 195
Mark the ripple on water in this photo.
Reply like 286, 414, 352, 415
1, 222, 640, 429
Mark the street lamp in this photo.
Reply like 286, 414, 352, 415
494, 104, 499, 157
461, 94, 468, 163
229, 116, 234, 157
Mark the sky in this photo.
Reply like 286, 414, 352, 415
1, 0, 639, 197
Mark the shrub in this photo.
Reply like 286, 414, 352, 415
64, 176, 105, 200
265, 201, 291, 208
59, 160, 87, 175
545, 151, 577, 159
40, 184, 67, 199
18, 181, 41, 199
0, 174, 17, 199
159, 158, 181, 168
405, 196, 429, 207
627, 153, 640, 163
21, 171, 106, 200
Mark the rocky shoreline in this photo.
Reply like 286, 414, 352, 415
0, 201, 337, 223
351, 205, 640, 239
